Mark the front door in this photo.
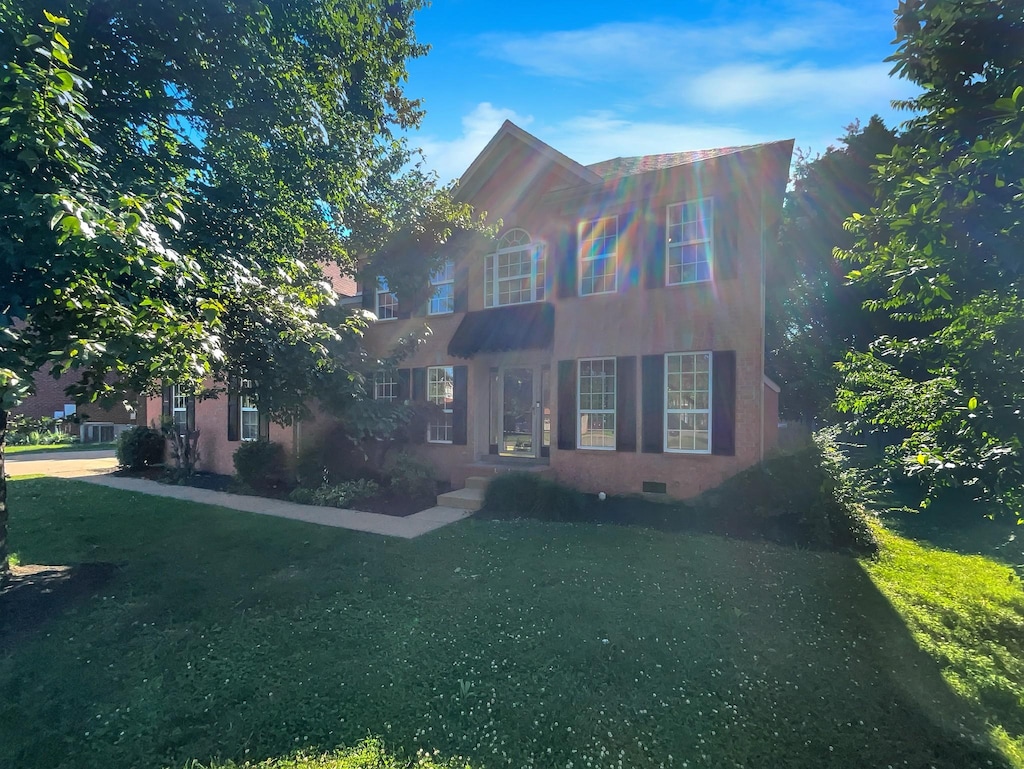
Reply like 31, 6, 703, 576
501, 367, 535, 457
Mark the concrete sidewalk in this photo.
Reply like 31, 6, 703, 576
77, 474, 473, 539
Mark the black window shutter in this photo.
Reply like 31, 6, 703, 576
714, 194, 739, 280
641, 355, 664, 453
557, 359, 576, 450
186, 395, 196, 432
361, 281, 375, 310
616, 356, 637, 452
397, 369, 411, 401
259, 412, 271, 441
712, 350, 737, 456
412, 368, 427, 402
454, 264, 469, 313
452, 365, 468, 445
646, 209, 667, 289
227, 378, 240, 442
161, 386, 172, 419
556, 226, 578, 299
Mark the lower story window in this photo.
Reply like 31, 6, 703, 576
427, 366, 453, 443
578, 357, 616, 449
373, 370, 397, 402
172, 385, 188, 435
665, 352, 711, 453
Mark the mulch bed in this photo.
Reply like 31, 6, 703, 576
350, 493, 438, 517
0, 563, 119, 651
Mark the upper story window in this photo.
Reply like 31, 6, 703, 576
667, 199, 713, 285
429, 259, 455, 315
484, 228, 545, 308
376, 277, 397, 320
579, 216, 618, 296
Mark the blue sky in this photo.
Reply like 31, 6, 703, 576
403, 0, 919, 181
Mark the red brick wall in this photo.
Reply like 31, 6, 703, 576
13, 370, 134, 433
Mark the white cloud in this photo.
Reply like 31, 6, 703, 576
417, 102, 533, 182
416, 103, 771, 180
684, 62, 913, 112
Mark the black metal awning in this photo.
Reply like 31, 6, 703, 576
447, 303, 555, 358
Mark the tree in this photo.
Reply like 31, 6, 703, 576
0, 1, 480, 582
835, 0, 1024, 516
766, 117, 899, 421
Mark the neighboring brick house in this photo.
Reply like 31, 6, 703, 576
12, 370, 136, 442
146, 121, 791, 499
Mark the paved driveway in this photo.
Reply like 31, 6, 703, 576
5, 449, 118, 479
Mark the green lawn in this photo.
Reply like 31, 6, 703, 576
1, 478, 1021, 769
6, 441, 116, 455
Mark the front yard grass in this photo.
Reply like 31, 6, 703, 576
1, 477, 1021, 769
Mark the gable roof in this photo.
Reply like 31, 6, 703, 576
456, 120, 601, 201
586, 143, 773, 181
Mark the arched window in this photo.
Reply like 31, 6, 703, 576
484, 228, 546, 307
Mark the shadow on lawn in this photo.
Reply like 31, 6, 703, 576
0, 477, 1017, 769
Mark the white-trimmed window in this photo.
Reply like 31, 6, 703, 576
427, 366, 454, 443
579, 216, 618, 296
578, 357, 616, 449
376, 277, 398, 320
373, 370, 398, 402
171, 385, 188, 435
665, 352, 712, 453
667, 199, 713, 285
484, 228, 545, 308
239, 383, 259, 442
429, 259, 455, 315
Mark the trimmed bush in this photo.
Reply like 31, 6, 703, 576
482, 472, 588, 522
233, 440, 289, 492
387, 452, 437, 501
115, 425, 165, 470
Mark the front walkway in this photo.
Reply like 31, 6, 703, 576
6, 450, 471, 539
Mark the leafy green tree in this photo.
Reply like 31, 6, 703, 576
836, 0, 1024, 516
0, 1, 480, 582
766, 117, 899, 420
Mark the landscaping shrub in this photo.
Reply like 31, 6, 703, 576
6, 415, 74, 446
115, 425, 165, 470
387, 452, 438, 501
233, 440, 289, 492
288, 478, 380, 508
482, 472, 588, 522
294, 429, 386, 488
480, 430, 880, 555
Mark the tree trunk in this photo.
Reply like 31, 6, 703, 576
0, 407, 9, 586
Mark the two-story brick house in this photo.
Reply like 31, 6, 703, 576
147, 121, 790, 500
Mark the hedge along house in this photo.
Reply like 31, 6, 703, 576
353, 121, 790, 498
142, 121, 789, 498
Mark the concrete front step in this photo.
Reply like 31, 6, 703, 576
436, 486, 485, 511
464, 476, 491, 491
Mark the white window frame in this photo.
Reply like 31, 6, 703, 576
376, 277, 398, 321
578, 216, 618, 296
666, 198, 713, 286
664, 352, 713, 454
373, 370, 398, 402
238, 379, 259, 441
484, 228, 546, 308
171, 385, 188, 435
577, 357, 616, 450
427, 365, 454, 444
428, 259, 455, 315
